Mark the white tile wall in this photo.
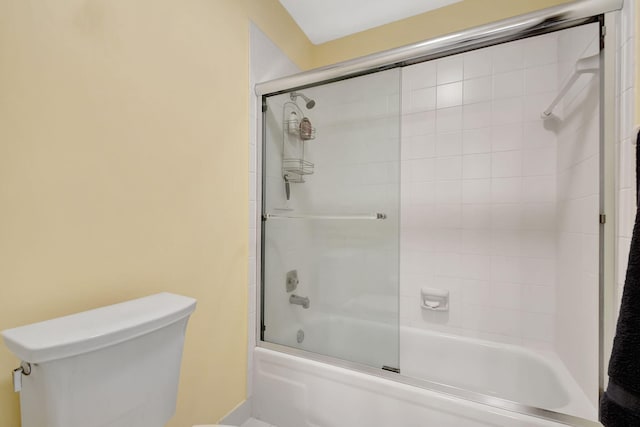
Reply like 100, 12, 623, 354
400, 32, 560, 350
616, 0, 636, 317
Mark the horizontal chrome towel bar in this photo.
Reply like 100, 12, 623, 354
263, 212, 387, 220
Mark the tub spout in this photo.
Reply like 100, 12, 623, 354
289, 294, 310, 309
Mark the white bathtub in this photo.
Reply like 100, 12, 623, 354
400, 327, 596, 420
255, 317, 598, 426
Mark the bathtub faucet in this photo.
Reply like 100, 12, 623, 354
289, 294, 310, 309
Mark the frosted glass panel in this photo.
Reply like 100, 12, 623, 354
261, 69, 401, 370
398, 24, 601, 421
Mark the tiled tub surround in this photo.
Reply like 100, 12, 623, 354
250, 16, 632, 427
399, 24, 600, 418
616, 0, 636, 318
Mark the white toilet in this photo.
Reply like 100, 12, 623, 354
0, 292, 214, 427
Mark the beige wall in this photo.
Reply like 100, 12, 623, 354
0, 0, 309, 426
248, 0, 314, 70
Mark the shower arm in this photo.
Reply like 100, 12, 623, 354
290, 92, 316, 109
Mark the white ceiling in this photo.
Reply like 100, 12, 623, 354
278, 0, 464, 45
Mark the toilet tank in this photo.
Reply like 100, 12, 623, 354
1, 292, 197, 427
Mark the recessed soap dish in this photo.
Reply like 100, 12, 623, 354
421, 288, 449, 312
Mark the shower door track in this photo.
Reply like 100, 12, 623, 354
255, 0, 621, 426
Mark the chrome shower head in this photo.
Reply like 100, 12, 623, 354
290, 92, 315, 109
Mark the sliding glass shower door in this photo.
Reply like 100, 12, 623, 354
257, 10, 609, 424
261, 69, 401, 370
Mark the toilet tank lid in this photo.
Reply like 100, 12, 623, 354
1, 292, 197, 364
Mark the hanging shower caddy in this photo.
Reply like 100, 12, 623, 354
282, 98, 316, 199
